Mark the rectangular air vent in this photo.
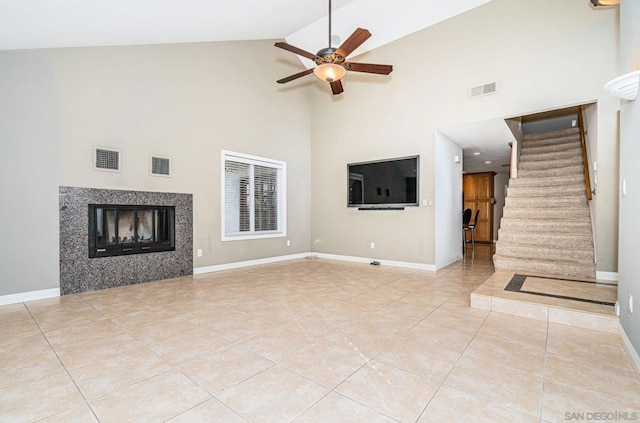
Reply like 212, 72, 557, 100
150, 155, 171, 177
469, 82, 497, 98
94, 147, 121, 172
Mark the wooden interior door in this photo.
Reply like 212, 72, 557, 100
463, 172, 495, 243
463, 175, 477, 215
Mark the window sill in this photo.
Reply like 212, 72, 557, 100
222, 232, 286, 242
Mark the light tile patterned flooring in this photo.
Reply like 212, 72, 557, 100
1, 246, 639, 422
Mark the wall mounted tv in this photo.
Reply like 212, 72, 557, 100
348, 155, 419, 209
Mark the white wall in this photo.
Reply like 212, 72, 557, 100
0, 40, 313, 296
309, 0, 619, 266
617, 0, 640, 360
0, 51, 61, 294
594, 96, 620, 272
435, 132, 463, 268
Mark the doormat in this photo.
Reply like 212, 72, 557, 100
504, 274, 616, 307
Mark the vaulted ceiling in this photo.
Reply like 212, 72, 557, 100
0, 0, 489, 52
1, 0, 514, 173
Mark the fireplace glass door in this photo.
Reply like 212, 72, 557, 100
89, 205, 175, 257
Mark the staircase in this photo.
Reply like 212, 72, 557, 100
493, 127, 596, 279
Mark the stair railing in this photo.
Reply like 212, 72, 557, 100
577, 105, 593, 201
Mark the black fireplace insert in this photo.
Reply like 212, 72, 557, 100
88, 204, 175, 258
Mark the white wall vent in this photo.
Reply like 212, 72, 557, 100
469, 82, 497, 98
93, 147, 121, 172
150, 155, 171, 177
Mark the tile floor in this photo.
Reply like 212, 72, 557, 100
1, 245, 639, 422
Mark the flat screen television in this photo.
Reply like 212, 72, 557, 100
348, 155, 419, 208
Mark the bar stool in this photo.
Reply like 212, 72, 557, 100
464, 209, 479, 254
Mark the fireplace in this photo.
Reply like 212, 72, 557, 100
88, 204, 175, 258
60, 187, 192, 295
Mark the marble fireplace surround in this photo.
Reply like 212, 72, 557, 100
59, 186, 193, 295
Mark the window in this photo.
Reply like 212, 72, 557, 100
222, 151, 286, 240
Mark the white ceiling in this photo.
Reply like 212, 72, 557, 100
0, 0, 507, 173
286, 0, 492, 68
0, 0, 490, 52
0, 0, 357, 51
440, 119, 515, 174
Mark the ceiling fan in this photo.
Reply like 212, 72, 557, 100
274, 0, 393, 95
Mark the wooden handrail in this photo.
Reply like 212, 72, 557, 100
577, 105, 593, 201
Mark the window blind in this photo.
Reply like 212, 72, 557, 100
222, 151, 285, 240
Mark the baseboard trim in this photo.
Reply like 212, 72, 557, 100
0, 288, 60, 306
313, 252, 436, 271
193, 253, 310, 274
596, 271, 619, 281
619, 322, 640, 377
195, 252, 437, 274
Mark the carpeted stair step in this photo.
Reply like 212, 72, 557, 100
523, 135, 580, 148
520, 146, 583, 163
522, 140, 582, 156
493, 254, 596, 279
497, 230, 593, 249
495, 242, 595, 262
523, 127, 580, 141
508, 175, 584, 188
505, 196, 586, 209
519, 156, 584, 171
502, 206, 590, 220
498, 217, 591, 233
517, 164, 584, 179
506, 184, 585, 197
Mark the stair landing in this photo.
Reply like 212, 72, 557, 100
471, 270, 618, 333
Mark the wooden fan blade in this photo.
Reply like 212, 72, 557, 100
346, 62, 393, 75
277, 68, 314, 84
330, 80, 344, 95
274, 42, 318, 61
336, 28, 371, 58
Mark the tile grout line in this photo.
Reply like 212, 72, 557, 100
23, 300, 100, 422
538, 307, 551, 423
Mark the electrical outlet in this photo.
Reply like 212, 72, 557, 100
630, 294, 634, 314
286, 239, 291, 247
370, 242, 375, 249
196, 249, 203, 257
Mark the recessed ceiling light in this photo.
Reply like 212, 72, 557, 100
473, 152, 481, 156
484, 161, 492, 164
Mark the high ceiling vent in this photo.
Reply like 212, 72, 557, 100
150, 155, 171, 177
94, 147, 121, 172
469, 82, 497, 98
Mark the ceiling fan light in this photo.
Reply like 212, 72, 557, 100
590, 0, 619, 6
314, 63, 346, 83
